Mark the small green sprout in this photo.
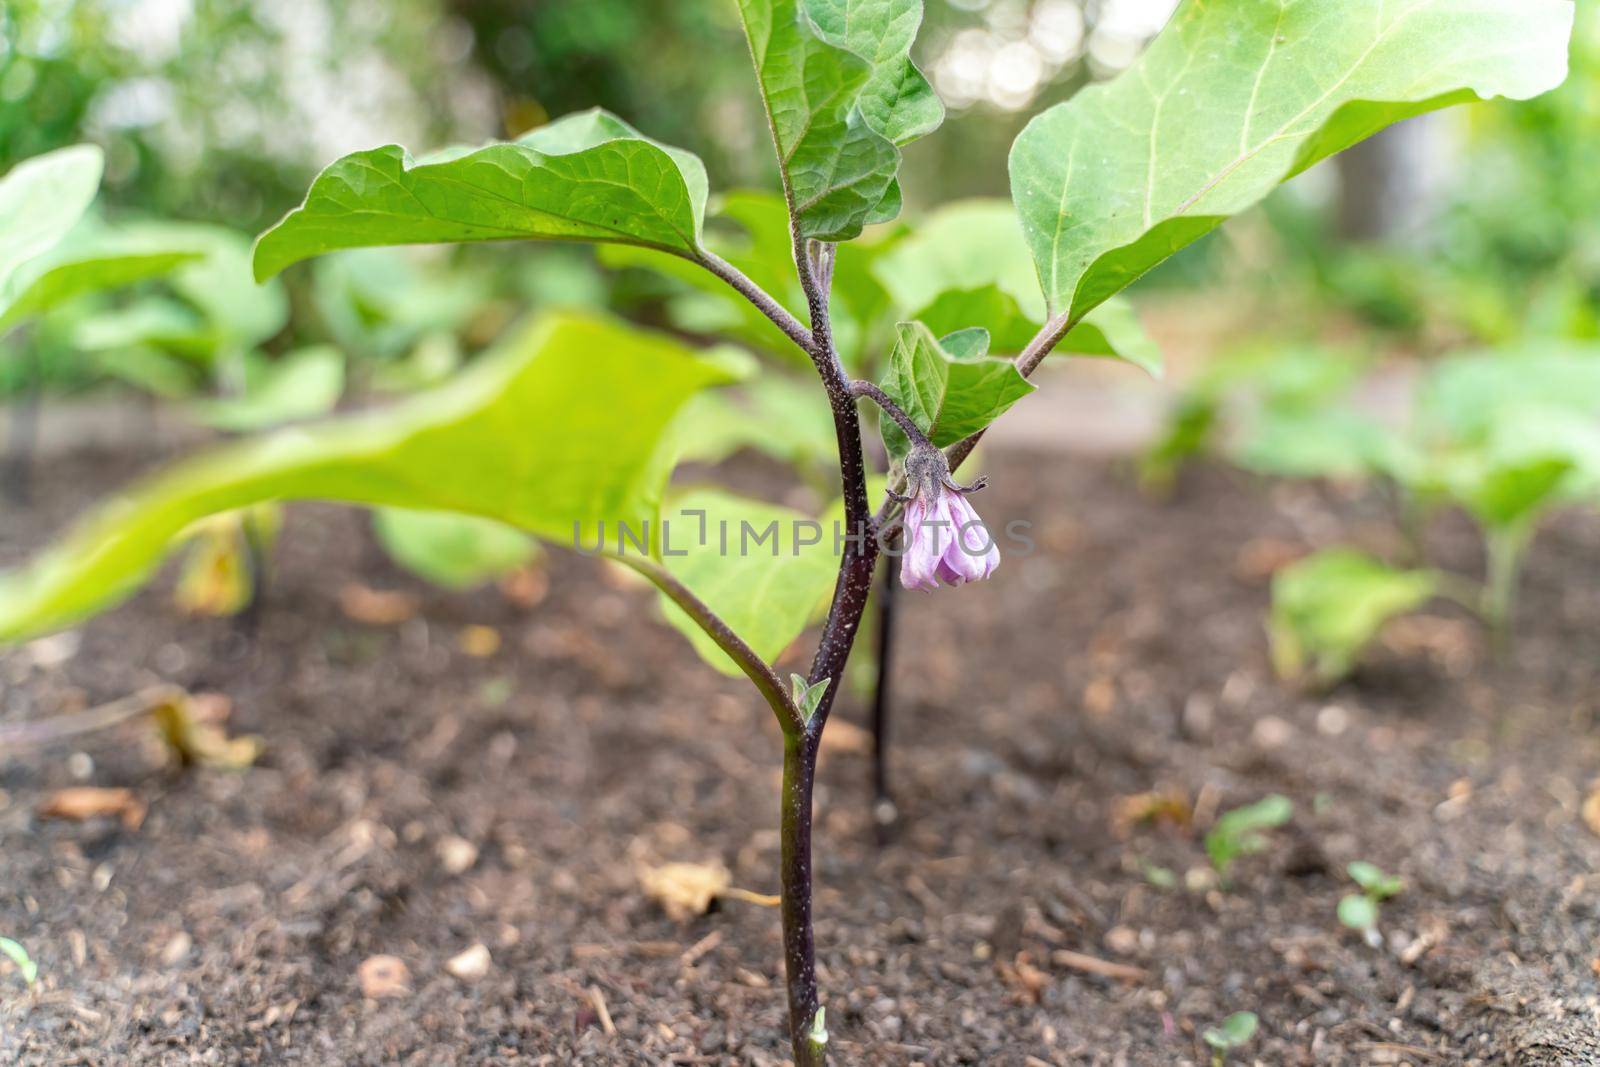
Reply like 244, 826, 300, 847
1142, 862, 1177, 890
1204, 795, 1293, 880
1338, 860, 1404, 941
790, 675, 830, 724
1202, 1011, 1259, 1066
806, 1006, 828, 1051
0, 937, 38, 987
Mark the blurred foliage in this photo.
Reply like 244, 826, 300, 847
2, 0, 477, 232
1262, 4, 1600, 344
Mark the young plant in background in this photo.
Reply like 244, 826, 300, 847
0, 144, 203, 500
0, 2, 1574, 1060
1204, 794, 1293, 884
1337, 860, 1404, 946
1202, 1011, 1260, 1066
1263, 345, 1600, 685
0, 936, 38, 988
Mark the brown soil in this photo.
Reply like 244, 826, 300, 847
2, 447, 1599, 1066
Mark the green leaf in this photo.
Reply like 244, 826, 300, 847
790, 673, 831, 722
873, 200, 1159, 370
1337, 892, 1379, 931
803, 0, 944, 145
187, 346, 345, 432
670, 374, 838, 471
74, 297, 211, 359
1419, 346, 1600, 444
1010, 0, 1575, 320
157, 223, 289, 352
0, 936, 38, 987
94, 347, 203, 400
1270, 549, 1437, 685
737, 0, 902, 240
372, 508, 537, 590
313, 248, 492, 360
1233, 407, 1400, 481
0, 312, 732, 643
655, 488, 840, 675
912, 286, 1038, 355
0, 144, 104, 319
1202, 1011, 1258, 1051
0, 222, 206, 334
1347, 861, 1403, 899
878, 320, 1035, 459
1205, 794, 1292, 876
253, 108, 711, 280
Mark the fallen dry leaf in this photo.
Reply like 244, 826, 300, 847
357, 955, 411, 999
38, 787, 146, 830
1582, 784, 1600, 837
338, 584, 418, 625
1112, 789, 1191, 836
152, 693, 261, 769
457, 625, 502, 658
640, 862, 729, 922
445, 943, 491, 982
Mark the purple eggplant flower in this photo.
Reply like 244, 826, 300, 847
897, 444, 1000, 591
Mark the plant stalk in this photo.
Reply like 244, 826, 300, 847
871, 557, 898, 831
780, 732, 826, 1067
3, 337, 41, 504
1483, 525, 1529, 658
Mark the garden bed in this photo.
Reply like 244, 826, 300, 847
2, 445, 1598, 1065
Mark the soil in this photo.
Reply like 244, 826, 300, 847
2, 445, 1599, 1066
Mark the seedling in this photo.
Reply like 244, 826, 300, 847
1337, 860, 1404, 944
0, 936, 38, 988
0, 4, 1575, 1061
1202, 1011, 1259, 1066
1205, 795, 1293, 881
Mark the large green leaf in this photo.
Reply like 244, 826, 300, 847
0, 235, 202, 333
253, 108, 711, 280
872, 199, 1159, 371
0, 144, 104, 320
657, 488, 840, 675
804, 0, 944, 145
372, 508, 536, 590
1011, 0, 1574, 320
0, 312, 732, 642
878, 320, 1035, 459
737, 0, 937, 240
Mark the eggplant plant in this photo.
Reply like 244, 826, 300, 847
1265, 345, 1600, 685
0, 144, 206, 499
0, 2, 1575, 1060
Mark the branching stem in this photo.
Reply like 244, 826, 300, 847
849, 380, 931, 450
623, 557, 805, 735
695, 248, 817, 357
